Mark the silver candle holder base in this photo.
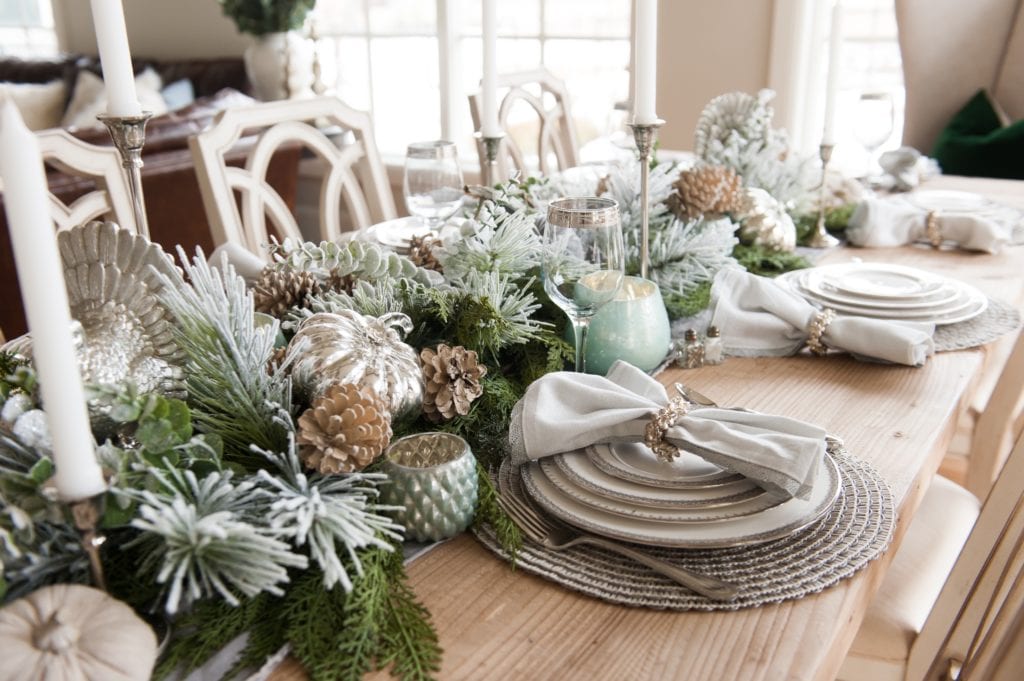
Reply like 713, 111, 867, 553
475, 131, 505, 187
629, 119, 664, 279
97, 112, 153, 240
808, 143, 840, 249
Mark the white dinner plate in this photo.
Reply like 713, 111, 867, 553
518, 453, 841, 548
789, 281, 988, 325
906, 189, 990, 213
586, 441, 744, 489
553, 450, 768, 510
535, 457, 785, 523
362, 216, 433, 251
819, 263, 947, 299
784, 269, 962, 310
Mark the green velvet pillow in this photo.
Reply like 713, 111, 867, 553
931, 89, 1024, 180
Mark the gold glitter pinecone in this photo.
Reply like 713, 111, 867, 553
297, 383, 393, 474
667, 165, 744, 220
408, 234, 443, 272
253, 267, 322, 317
420, 344, 487, 422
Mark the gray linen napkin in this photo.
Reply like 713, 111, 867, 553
846, 195, 1022, 253
710, 268, 935, 366
508, 361, 827, 500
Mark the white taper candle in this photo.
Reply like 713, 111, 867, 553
822, 0, 844, 145
632, 0, 659, 125
481, 0, 500, 137
90, 0, 141, 117
0, 100, 106, 502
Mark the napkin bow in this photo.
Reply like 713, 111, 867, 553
710, 268, 935, 366
508, 361, 827, 500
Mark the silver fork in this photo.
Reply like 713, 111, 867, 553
497, 489, 739, 600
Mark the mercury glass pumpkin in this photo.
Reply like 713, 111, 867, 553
289, 311, 424, 418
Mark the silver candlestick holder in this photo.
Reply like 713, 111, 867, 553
808, 142, 840, 248
476, 131, 505, 187
97, 112, 153, 240
69, 494, 108, 592
629, 119, 664, 279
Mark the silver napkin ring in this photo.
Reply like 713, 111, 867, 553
925, 210, 942, 248
644, 396, 689, 463
806, 308, 836, 356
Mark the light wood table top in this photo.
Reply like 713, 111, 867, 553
274, 177, 1024, 681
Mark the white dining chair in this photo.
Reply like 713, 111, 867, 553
188, 96, 396, 258
838, 413, 1024, 680
17, 128, 139, 235
468, 68, 580, 182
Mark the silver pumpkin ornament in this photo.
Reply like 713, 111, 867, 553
289, 311, 424, 418
734, 187, 797, 253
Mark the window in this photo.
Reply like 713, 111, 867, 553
832, 0, 904, 174
311, 0, 631, 159
769, 0, 903, 175
0, 0, 58, 57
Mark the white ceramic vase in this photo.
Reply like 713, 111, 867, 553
243, 31, 314, 101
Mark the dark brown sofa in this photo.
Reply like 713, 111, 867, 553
0, 56, 300, 337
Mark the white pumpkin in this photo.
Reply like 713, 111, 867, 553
0, 584, 158, 681
289, 311, 424, 418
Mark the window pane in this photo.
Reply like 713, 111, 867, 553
544, 38, 630, 143
370, 37, 441, 154
544, 0, 630, 38
0, 0, 41, 25
458, 0, 541, 37
321, 37, 372, 111
369, 0, 435, 34
315, 0, 367, 34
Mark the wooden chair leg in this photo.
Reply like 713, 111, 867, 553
966, 329, 1024, 499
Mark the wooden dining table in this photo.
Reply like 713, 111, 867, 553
269, 175, 1024, 681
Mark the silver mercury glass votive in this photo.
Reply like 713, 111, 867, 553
379, 432, 478, 542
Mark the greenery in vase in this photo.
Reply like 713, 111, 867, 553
219, 0, 316, 36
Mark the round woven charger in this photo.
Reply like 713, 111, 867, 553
934, 297, 1021, 352
474, 445, 895, 611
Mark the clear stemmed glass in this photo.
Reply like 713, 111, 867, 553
542, 197, 625, 373
852, 92, 895, 177
403, 140, 464, 230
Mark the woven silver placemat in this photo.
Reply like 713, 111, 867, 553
473, 445, 895, 611
934, 297, 1021, 352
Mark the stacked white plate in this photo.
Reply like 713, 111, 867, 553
518, 440, 840, 549
777, 262, 988, 325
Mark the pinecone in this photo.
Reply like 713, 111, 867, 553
253, 267, 322, 317
297, 383, 393, 474
420, 344, 487, 422
266, 346, 288, 374
667, 165, 743, 220
407, 234, 443, 272
325, 267, 357, 294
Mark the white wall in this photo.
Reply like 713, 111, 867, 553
657, 0, 774, 151
53, 0, 251, 59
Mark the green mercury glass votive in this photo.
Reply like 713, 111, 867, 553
571, 275, 672, 375
378, 432, 478, 542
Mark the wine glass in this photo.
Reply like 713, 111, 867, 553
852, 92, 895, 177
542, 197, 625, 373
402, 140, 464, 231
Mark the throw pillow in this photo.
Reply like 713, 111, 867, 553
60, 67, 169, 129
0, 80, 67, 131
160, 78, 195, 111
931, 89, 1024, 180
